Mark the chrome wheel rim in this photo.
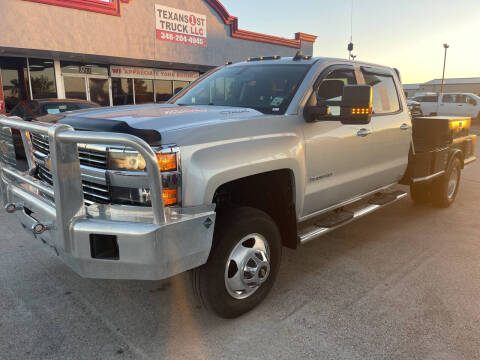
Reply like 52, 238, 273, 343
447, 166, 459, 199
225, 233, 270, 300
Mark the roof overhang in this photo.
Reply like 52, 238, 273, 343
205, 0, 317, 49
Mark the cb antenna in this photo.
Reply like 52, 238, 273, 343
348, 0, 356, 60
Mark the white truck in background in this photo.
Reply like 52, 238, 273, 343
413, 92, 480, 120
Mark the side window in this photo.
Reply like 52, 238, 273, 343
362, 72, 400, 114
442, 94, 455, 103
454, 94, 466, 104
466, 96, 477, 106
308, 68, 357, 116
424, 95, 438, 103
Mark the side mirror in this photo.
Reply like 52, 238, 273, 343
469, 98, 477, 106
338, 85, 373, 124
305, 85, 372, 124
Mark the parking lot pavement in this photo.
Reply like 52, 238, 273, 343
1, 138, 480, 360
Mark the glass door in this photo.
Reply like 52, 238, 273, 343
63, 75, 87, 100
88, 77, 110, 106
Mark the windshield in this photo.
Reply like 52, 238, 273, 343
173, 64, 311, 114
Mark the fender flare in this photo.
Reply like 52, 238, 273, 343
448, 148, 464, 169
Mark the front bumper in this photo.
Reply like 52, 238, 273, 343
0, 117, 216, 280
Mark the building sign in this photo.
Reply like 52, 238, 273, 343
110, 66, 199, 81
155, 5, 207, 47
110, 66, 155, 79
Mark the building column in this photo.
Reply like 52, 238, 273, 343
54, 60, 65, 99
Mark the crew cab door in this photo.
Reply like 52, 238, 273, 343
301, 65, 377, 216
417, 95, 438, 116
439, 94, 457, 115
456, 94, 478, 117
360, 67, 411, 189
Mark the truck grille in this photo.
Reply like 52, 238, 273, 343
31, 133, 108, 169
31, 132, 110, 204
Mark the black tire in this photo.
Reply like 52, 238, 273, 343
192, 206, 282, 318
431, 157, 462, 208
410, 182, 431, 204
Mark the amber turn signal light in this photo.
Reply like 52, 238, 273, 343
156, 153, 177, 172
162, 188, 178, 206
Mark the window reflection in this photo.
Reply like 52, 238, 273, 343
112, 78, 134, 105
174, 80, 189, 95
64, 76, 87, 100
29, 58, 57, 99
134, 79, 154, 104
154, 80, 173, 103
0, 57, 29, 112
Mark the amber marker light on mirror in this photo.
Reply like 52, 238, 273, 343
351, 107, 372, 115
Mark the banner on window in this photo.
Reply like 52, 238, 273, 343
110, 66, 199, 81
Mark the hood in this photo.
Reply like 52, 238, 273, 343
58, 104, 266, 145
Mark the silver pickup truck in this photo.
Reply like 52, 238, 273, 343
0, 55, 476, 318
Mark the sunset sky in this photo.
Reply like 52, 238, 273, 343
221, 0, 480, 84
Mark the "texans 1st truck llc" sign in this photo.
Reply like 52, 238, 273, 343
155, 5, 207, 47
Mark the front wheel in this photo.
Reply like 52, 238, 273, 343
431, 157, 462, 208
192, 207, 282, 318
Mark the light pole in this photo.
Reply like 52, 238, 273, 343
441, 43, 449, 94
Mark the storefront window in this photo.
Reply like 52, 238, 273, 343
29, 58, 57, 99
112, 78, 133, 105
154, 80, 173, 103
64, 76, 87, 100
61, 61, 108, 76
134, 79, 154, 104
174, 81, 189, 95
0, 57, 29, 112
88, 78, 110, 106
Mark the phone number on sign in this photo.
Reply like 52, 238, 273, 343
156, 30, 207, 47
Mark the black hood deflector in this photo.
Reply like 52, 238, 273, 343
58, 117, 162, 145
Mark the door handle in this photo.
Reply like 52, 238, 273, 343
357, 128, 371, 137
400, 123, 410, 130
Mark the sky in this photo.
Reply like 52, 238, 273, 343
220, 0, 480, 84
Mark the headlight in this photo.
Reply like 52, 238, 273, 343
108, 148, 178, 172
108, 150, 147, 171
108, 146, 180, 207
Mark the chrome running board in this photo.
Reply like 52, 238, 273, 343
298, 191, 408, 245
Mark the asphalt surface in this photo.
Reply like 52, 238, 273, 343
1, 127, 480, 360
